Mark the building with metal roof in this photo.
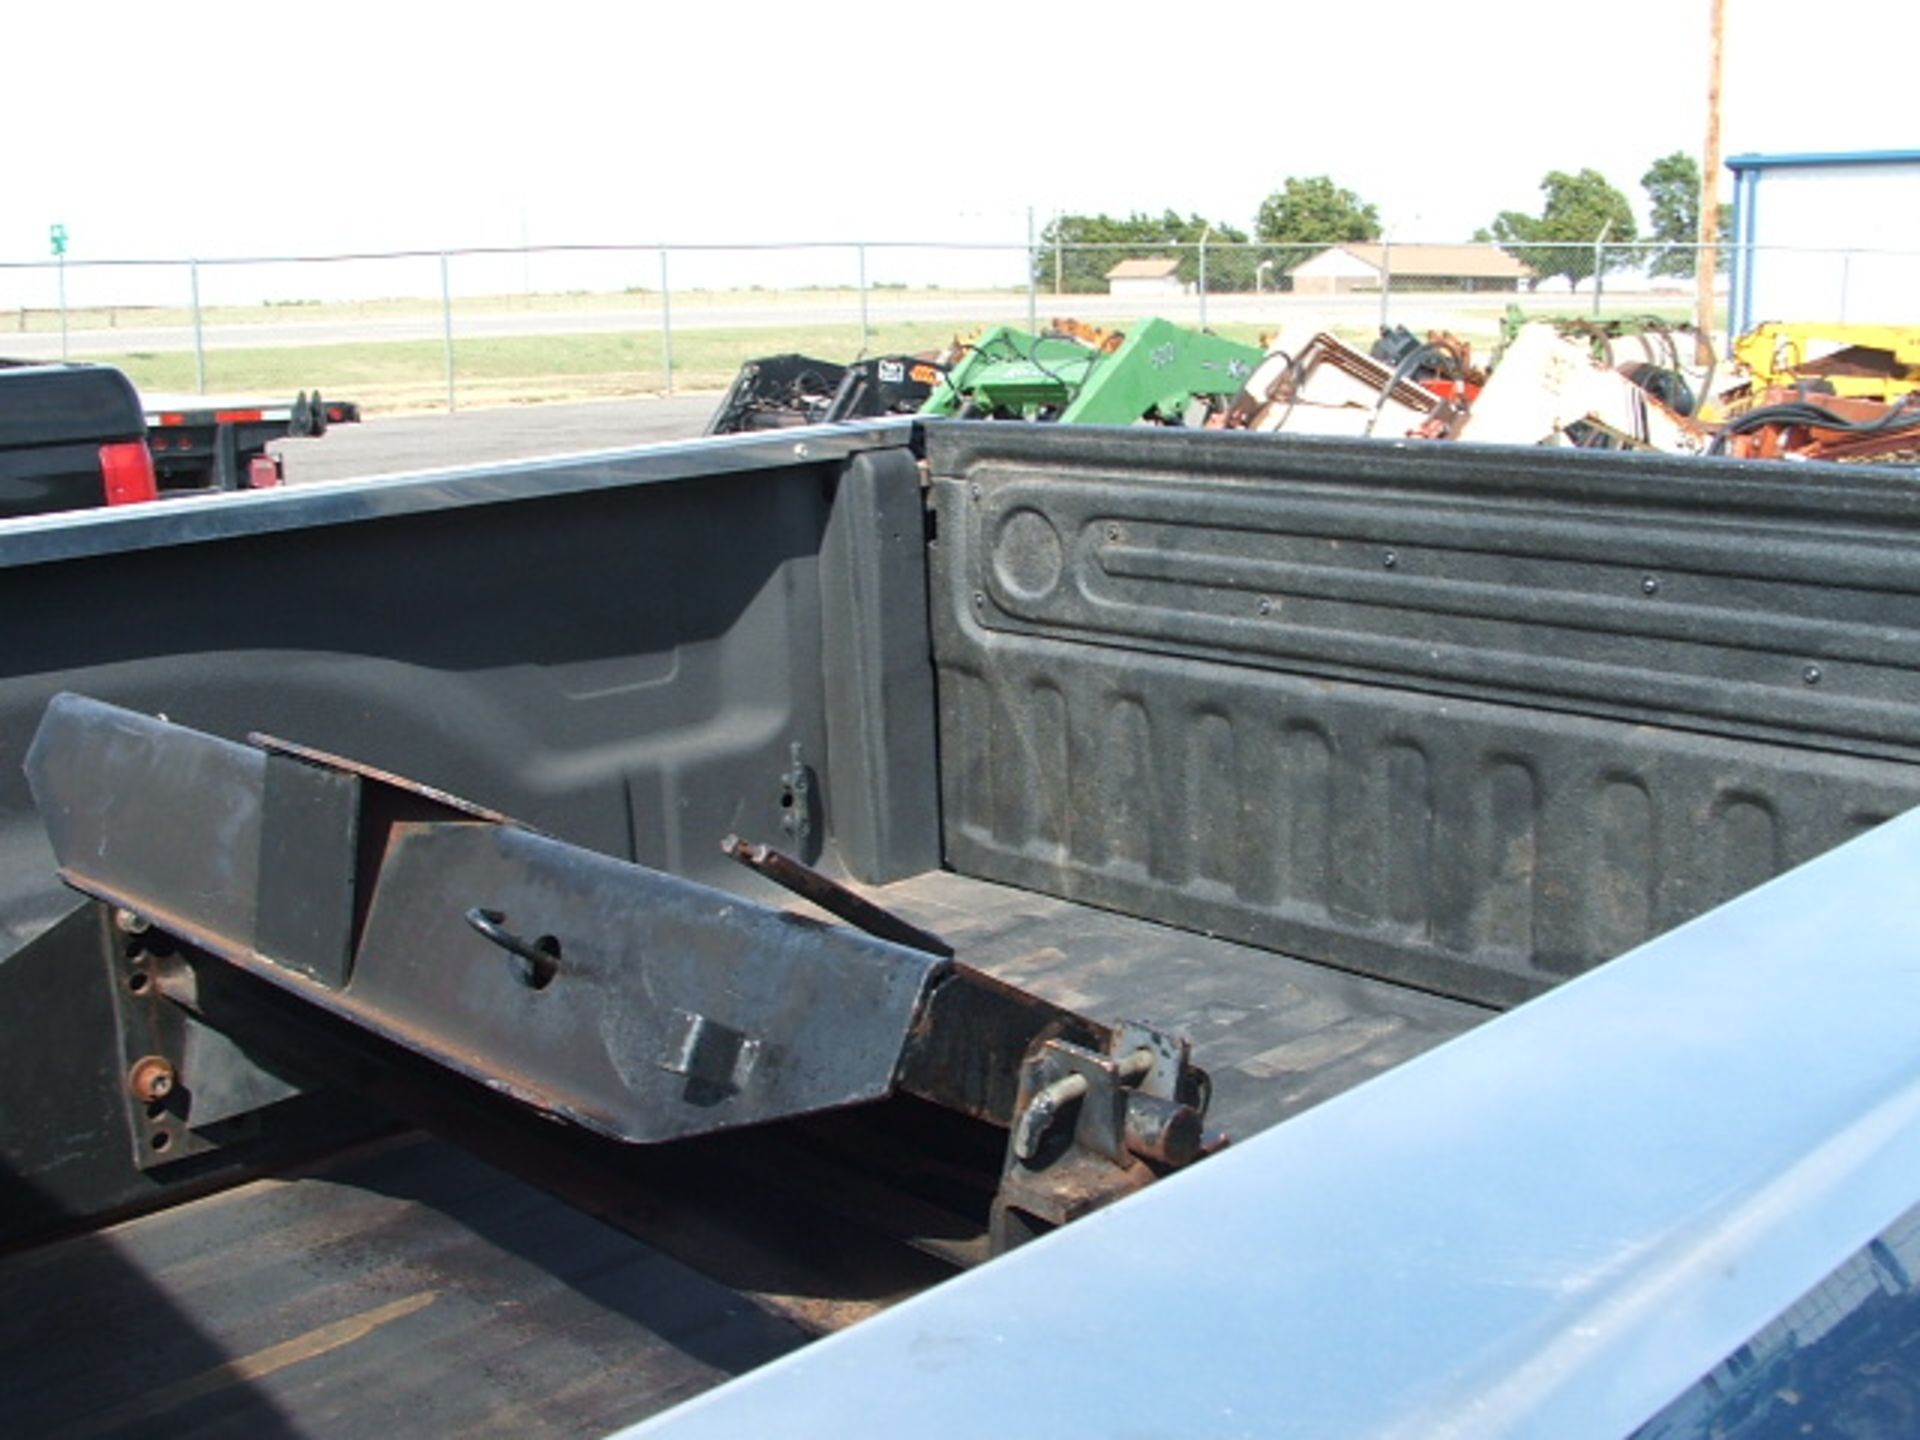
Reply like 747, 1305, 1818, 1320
1103, 256, 1184, 297
1290, 243, 1533, 295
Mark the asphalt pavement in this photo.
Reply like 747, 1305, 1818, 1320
273, 393, 721, 484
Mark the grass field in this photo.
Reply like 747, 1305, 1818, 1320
72, 296, 1707, 415
94, 317, 1306, 413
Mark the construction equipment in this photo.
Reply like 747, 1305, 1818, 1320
1215, 331, 1469, 439
1493, 307, 1717, 419
919, 318, 1260, 425
1731, 322, 1920, 402
707, 318, 1261, 433
1711, 388, 1920, 462
704, 352, 945, 434
1463, 323, 1712, 452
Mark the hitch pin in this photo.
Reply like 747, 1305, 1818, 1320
465, 908, 560, 990
1012, 1048, 1154, 1161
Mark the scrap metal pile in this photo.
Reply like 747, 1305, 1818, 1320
711, 308, 1919, 466
1215, 313, 1920, 466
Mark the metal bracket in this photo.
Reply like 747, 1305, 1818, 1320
780, 740, 814, 852
27, 693, 1219, 1252
104, 906, 307, 1170
26, 694, 947, 1145
992, 1020, 1214, 1252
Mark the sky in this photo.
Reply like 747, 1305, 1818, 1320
4, 0, 1915, 297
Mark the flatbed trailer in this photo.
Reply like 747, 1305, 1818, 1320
141, 389, 360, 492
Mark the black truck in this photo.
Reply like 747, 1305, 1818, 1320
2, 422, 1918, 1438
0, 362, 157, 518
2, 360, 359, 518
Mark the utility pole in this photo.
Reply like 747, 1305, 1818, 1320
1198, 226, 1211, 330
1591, 218, 1613, 319
1696, 0, 1725, 363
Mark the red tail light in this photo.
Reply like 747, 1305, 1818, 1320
99, 441, 159, 506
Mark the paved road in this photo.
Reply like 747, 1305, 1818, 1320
2, 289, 1661, 360
273, 393, 721, 484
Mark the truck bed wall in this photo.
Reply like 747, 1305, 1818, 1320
925, 425, 1920, 1007
0, 432, 939, 1236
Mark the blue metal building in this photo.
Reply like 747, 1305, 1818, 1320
1727, 149, 1920, 333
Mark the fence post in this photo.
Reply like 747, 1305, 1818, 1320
57, 252, 68, 362
440, 252, 456, 415
1198, 231, 1209, 330
190, 259, 206, 395
1026, 207, 1037, 333
1379, 237, 1391, 331
857, 242, 870, 353
658, 247, 674, 395
1591, 238, 1605, 318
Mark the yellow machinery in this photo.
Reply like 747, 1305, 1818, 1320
1732, 322, 1920, 400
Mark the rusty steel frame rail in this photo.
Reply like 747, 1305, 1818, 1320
25, 693, 1213, 1251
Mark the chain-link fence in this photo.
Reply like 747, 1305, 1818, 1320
0, 239, 1909, 413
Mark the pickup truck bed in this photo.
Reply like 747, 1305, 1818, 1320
3, 420, 1917, 1437
3, 869, 1486, 1438
4, 1136, 805, 1440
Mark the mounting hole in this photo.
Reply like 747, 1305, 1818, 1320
780, 790, 795, 809
149, 1131, 172, 1153
526, 936, 561, 991
127, 970, 152, 994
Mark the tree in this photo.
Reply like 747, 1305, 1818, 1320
1641, 151, 1732, 278
1035, 210, 1249, 294
1254, 176, 1382, 247
1485, 169, 1638, 288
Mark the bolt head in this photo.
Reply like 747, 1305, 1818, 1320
1642, 576, 1660, 595
1257, 598, 1272, 615
1383, 551, 1399, 569
1804, 665, 1823, 685
128, 1055, 176, 1103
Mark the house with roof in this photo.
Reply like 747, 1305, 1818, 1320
1290, 243, 1532, 295
1105, 257, 1185, 297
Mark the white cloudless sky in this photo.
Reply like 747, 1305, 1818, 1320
5, 0, 1914, 270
